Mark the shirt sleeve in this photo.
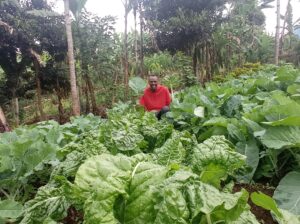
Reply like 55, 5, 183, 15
165, 88, 171, 106
139, 95, 145, 106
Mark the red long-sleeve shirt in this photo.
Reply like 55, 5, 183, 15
139, 85, 171, 111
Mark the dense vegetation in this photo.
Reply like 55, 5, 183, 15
1, 0, 300, 223
0, 0, 300, 126
0, 65, 300, 223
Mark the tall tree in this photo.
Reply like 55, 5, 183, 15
275, 0, 280, 65
122, 0, 130, 99
0, 106, 10, 132
74, 12, 115, 114
131, 0, 139, 74
64, 0, 80, 115
139, 1, 144, 77
141, 0, 227, 80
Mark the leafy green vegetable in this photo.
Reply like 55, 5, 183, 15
154, 131, 186, 166
260, 126, 300, 149
251, 192, 282, 219
74, 154, 168, 223
70, 154, 252, 223
273, 171, 300, 215
20, 185, 69, 223
129, 77, 147, 95
251, 192, 300, 224
191, 136, 246, 188
0, 199, 23, 220
186, 181, 250, 223
220, 95, 242, 118
139, 113, 173, 151
236, 139, 260, 181
262, 116, 300, 126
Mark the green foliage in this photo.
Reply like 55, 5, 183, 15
2, 64, 300, 223
251, 192, 300, 223
142, 0, 227, 52
169, 65, 300, 183
191, 136, 246, 188
0, 0, 68, 105
20, 185, 69, 223
129, 77, 147, 95
66, 154, 251, 224
0, 199, 23, 222
144, 51, 196, 89
211, 0, 272, 72
0, 115, 103, 202
273, 171, 300, 215
69, 0, 88, 19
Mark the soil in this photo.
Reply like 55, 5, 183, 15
61, 206, 84, 224
233, 183, 277, 224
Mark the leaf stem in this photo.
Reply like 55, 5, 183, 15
206, 213, 212, 224
0, 188, 10, 199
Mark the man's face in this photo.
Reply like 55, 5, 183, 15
148, 76, 158, 92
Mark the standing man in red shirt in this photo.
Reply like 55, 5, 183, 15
139, 75, 171, 119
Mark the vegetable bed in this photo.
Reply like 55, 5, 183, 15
0, 65, 300, 223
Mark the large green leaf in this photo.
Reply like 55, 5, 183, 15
20, 186, 69, 223
273, 171, 300, 215
242, 117, 265, 137
187, 183, 250, 223
220, 95, 242, 117
251, 192, 282, 218
203, 117, 228, 127
152, 172, 195, 224
129, 77, 147, 95
227, 123, 246, 142
251, 192, 300, 224
260, 126, 300, 149
191, 136, 246, 188
262, 102, 300, 122
236, 139, 260, 181
262, 116, 300, 126
74, 154, 169, 223
154, 132, 186, 166
230, 210, 260, 224
123, 163, 169, 223
0, 200, 23, 219
71, 153, 256, 223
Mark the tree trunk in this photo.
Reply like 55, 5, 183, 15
0, 106, 10, 132
64, 0, 80, 116
33, 60, 46, 121
134, 8, 139, 75
279, 0, 291, 57
123, 0, 129, 100
84, 78, 90, 113
275, 0, 280, 65
112, 72, 118, 105
14, 97, 19, 126
86, 74, 97, 114
226, 32, 232, 70
56, 77, 65, 124
192, 47, 197, 77
206, 42, 211, 81
138, 2, 144, 77
11, 88, 19, 126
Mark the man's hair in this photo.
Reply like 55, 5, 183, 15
148, 74, 158, 79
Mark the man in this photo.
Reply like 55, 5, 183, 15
139, 75, 171, 119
